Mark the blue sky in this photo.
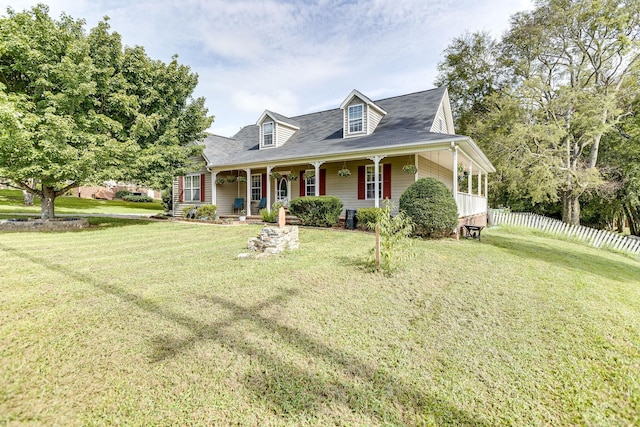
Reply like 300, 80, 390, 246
2, 0, 532, 136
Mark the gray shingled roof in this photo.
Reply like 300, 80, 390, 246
203, 87, 464, 167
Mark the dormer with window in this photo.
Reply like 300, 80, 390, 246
257, 110, 300, 149
340, 90, 387, 138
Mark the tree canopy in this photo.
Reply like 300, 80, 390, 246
437, 0, 640, 227
0, 5, 213, 218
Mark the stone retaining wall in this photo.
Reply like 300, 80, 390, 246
0, 217, 90, 232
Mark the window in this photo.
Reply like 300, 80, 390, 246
263, 122, 274, 146
305, 170, 315, 196
348, 104, 363, 133
251, 174, 262, 201
365, 165, 382, 200
184, 174, 200, 202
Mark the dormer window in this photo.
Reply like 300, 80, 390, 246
348, 104, 363, 133
263, 122, 274, 146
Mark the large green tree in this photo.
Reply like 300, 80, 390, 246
437, 0, 640, 225
0, 5, 212, 219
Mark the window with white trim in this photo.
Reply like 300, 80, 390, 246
365, 165, 382, 200
251, 174, 262, 202
184, 174, 200, 202
348, 104, 363, 133
305, 170, 315, 196
263, 122, 274, 146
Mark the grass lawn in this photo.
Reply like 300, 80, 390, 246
1, 222, 639, 426
0, 189, 162, 215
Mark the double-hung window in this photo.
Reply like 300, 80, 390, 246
365, 165, 382, 200
263, 122, 274, 146
348, 104, 363, 133
251, 174, 262, 202
305, 170, 316, 196
184, 174, 200, 202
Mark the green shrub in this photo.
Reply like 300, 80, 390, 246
368, 201, 414, 275
121, 194, 153, 203
399, 178, 458, 238
195, 204, 217, 220
260, 208, 277, 222
115, 190, 132, 199
161, 189, 172, 213
355, 207, 384, 230
289, 196, 343, 227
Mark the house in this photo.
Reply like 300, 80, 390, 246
174, 87, 495, 228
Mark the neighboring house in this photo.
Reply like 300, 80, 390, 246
174, 87, 496, 227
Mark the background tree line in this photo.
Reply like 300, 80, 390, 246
436, 0, 640, 233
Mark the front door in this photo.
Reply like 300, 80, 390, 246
277, 177, 289, 205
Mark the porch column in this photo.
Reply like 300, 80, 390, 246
210, 170, 218, 206
485, 174, 488, 201
451, 143, 458, 199
478, 170, 482, 197
245, 168, 251, 216
266, 166, 273, 212
468, 161, 473, 194
414, 154, 419, 181
312, 161, 324, 196
368, 155, 385, 208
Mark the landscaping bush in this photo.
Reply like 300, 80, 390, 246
115, 190, 132, 199
161, 189, 172, 213
288, 196, 343, 227
259, 202, 283, 223
195, 204, 217, 220
355, 207, 384, 230
121, 194, 154, 203
399, 178, 458, 238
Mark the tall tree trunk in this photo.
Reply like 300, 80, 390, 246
562, 191, 581, 225
625, 204, 639, 236
41, 186, 56, 220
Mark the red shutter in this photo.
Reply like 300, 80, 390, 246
200, 174, 206, 202
299, 169, 306, 197
178, 176, 184, 202
383, 164, 392, 199
357, 166, 365, 200
261, 173, 267, 198
320, 169, 326, 196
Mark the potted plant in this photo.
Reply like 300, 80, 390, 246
303, 170, 315, 180
287, 172, 298, 181
237, 176, 247, 183
238, 209, 246, 222
271, 171, 282, 180
216, 177, 225, 185
402, 164, 418, 174
338, 168, 351, 177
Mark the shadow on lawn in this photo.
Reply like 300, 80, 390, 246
1, 242, 489, 426
484, 233, 640, 284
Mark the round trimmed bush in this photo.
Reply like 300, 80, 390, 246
399, 178, 458, 238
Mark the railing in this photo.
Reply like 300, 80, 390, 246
489, 210, 640, 255
456, 193, 488, 218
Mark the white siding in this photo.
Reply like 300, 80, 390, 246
276, 124, 296, 146
367, 107, 383, 134
418, 155, 453, 191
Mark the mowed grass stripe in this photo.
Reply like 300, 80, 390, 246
1, 223, 639, 426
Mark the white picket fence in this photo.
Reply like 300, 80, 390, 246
489, 210, 640, 255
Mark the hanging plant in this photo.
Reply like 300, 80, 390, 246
216, 177, 225, 185
457, 163, 465, 174
226, 176, 236, 183
287, 172, 298, 181
271, 171, 282, 180
337, 161, 351, 177
303, 170, 315, 180
237, 176, 247, 183
402, 164, 418, 174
